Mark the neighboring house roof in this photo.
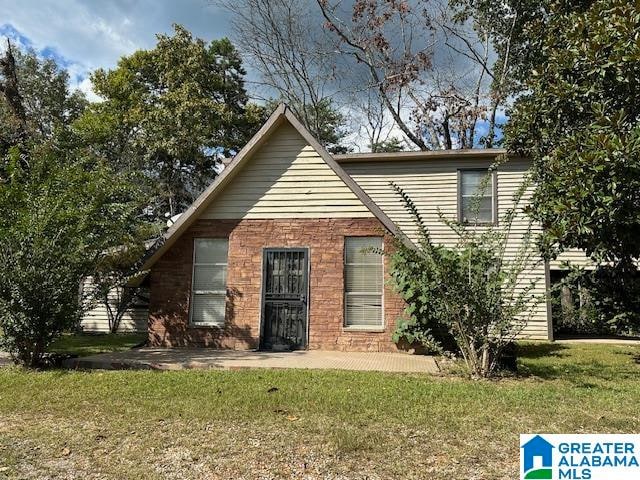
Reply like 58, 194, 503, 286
224, 148, 506, 165
334, 148, 507, 163
138, 104, 412, 275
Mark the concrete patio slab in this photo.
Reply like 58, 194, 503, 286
64, 348, 439, 374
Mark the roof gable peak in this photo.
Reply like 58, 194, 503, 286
137, 103, 409, 274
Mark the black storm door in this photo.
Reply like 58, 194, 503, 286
261, 248, 309, 350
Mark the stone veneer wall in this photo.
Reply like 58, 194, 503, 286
148, 218, 406, 352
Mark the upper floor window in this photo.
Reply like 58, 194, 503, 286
458, 169, 496, 224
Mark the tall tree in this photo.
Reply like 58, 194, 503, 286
0, 40, 27, 152
77, 25, 265, 217
0, 40, 85, 161
315, 0, 523, 150
444, 0, 536, 147
221, 0, 352, 152
505, 0, 640, 267
223, 0, 532, 151
0, 42, 149, 366
317, 0, 435, 150
350, 88, 402, 153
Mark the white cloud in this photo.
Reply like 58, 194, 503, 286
1, 1, 133, 71
0, 0, 233, 99
76, 77, 101, 102
0, 0, 231, 68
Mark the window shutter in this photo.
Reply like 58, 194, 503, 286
344, 237, 383, 328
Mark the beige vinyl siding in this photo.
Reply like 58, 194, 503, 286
80, 278, 148, 333
551, 250, 594, 269
344, 157, 553, 339
203, 122, 373, 219
81, 303, 147, 333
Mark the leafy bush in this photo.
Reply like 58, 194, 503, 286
0, 149, 146, 367
389, 169, 542, 377
0, 241, 84, 367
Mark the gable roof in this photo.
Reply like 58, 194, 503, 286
138, 104, 411, 274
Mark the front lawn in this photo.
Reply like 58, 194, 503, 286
49, 333, 146, 357
0, 342, 638, 479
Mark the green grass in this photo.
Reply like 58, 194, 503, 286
0, 342, 638, 479
48, 333, 146, 357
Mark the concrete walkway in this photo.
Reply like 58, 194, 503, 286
555, 336, 640, 345
64, 348, 439, 374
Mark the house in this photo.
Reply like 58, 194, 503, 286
79, 238, 158, 334
135, 104, 588, 351
79, 277, 148, 333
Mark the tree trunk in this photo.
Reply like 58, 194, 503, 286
481, 345, 491, 377
0, 39, 29, 167
560, 284, 574, 325
0, 40, 27, 132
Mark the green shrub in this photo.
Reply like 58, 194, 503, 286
0, 150, 146, 367
389, 168, 543, 377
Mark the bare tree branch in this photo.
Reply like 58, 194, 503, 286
316, 0, 433, 150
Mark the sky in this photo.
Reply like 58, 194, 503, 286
0, 0, 233, 100
0, 0, 505, 149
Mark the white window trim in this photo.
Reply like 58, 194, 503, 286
458, 168, 498, 225
189, 238, 228, 328
343, 236, 385, 330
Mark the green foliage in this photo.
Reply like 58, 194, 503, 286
77, 25, 266, 216
0, 41, 153, 366
552, 265, 640, 337
506, 0, 640, 266
0, 148, 148, 367
389, 167, 542, 377
0, 47, 86, 155
537, 114, 640, 263
268, 98, 351, 154
369, 137, 405, 153
389, 238, 459, 353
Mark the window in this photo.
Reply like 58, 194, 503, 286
459, 169, 496, 224
344, 237, 383, 328
190, 238, 228, 327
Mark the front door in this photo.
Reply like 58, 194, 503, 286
260, 248, 309, 350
